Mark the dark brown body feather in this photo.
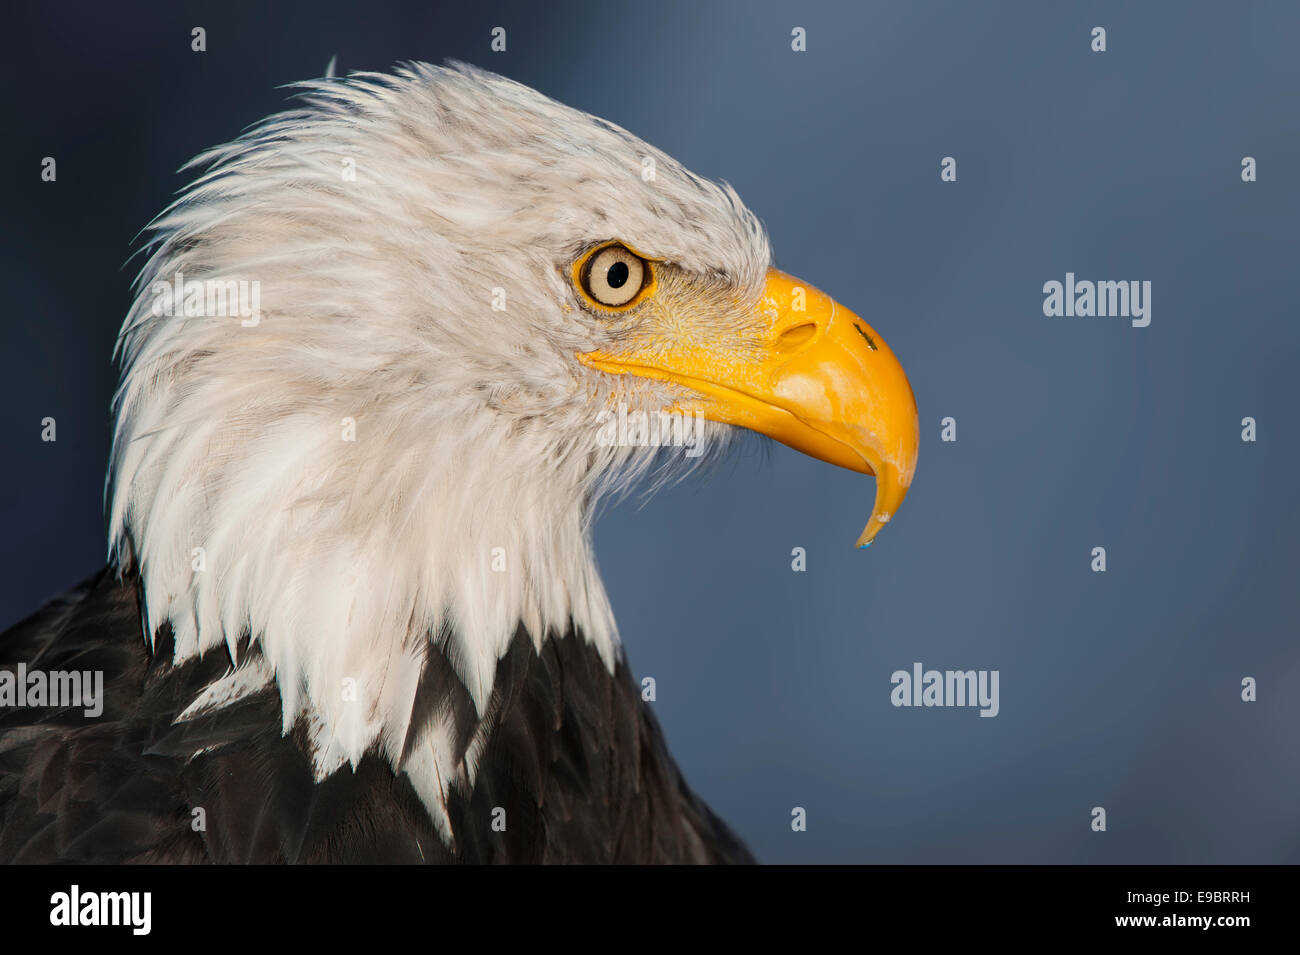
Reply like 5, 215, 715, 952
0, 569, 753, 864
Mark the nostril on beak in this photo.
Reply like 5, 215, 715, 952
775, 322, 817, 353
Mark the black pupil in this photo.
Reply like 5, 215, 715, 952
606, 260, 630, 289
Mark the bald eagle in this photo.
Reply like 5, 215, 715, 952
0, 63, 917, 863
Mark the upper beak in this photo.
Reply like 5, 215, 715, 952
577, 268, 919, 547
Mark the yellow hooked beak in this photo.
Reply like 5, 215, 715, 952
578, 268, 919, 547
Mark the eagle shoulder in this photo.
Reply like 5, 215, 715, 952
0, 571, 752, 863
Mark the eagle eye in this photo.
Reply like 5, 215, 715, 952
576, 243, 651, 310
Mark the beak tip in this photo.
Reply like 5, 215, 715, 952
855, 522, 881, 549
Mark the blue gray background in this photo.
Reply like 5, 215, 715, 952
3, 1, 1297, 862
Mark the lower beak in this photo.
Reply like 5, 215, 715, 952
578, 268, 919, 547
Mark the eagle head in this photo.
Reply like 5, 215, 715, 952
106, 62, 918, 835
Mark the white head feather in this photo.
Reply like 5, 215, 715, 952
107, 62, 771, 835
